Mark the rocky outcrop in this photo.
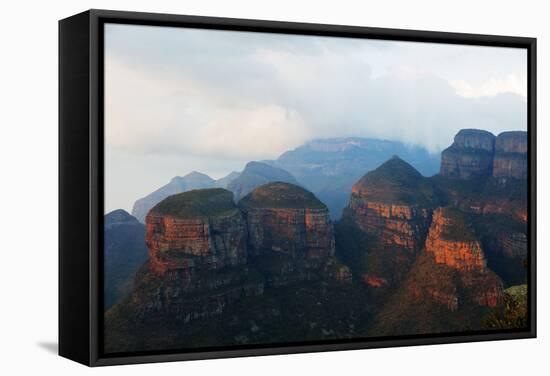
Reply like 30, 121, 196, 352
421, 208, 504, 308
133, 189, 263, 321
425, 208, 486, 270
239, 182, 345, 286
344, 156, 433, 252
440, 129, 496, 179
440, 129, 528, 180
493, 131, 528, 180
239, 183, 335, 259
145, 189, 247, 273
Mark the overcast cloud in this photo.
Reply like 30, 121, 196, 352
104, 23, 527, 213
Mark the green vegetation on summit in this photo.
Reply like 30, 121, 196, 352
238, 182, 326, 210
354, 156, 437, 206
149, 188, 238, 219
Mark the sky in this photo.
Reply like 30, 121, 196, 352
104, 23, 527, 213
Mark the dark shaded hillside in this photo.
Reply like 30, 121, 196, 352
104, 210, 148, 309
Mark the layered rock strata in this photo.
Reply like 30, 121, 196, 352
239, 182, 344, 286
419, 207, 504, 308
425, 208, 486, 270
135, 189, 263, 320
493, 131, 528, 180
440, 129, 496, 179
440, 129, 528, 180
345, 156, 434, 252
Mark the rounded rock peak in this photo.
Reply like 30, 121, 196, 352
355, 156, 422, 188
453, 129, 496, 151
238, 182, 326, 210
495, 131, 528, 153
352, 156, 433, 206
149, 188, 237, 219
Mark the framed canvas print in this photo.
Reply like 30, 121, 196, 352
59, 9, 536, 366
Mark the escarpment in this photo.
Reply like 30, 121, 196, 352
344, 156, 434, 252
239, 182, 335, 259
440, 129, 527, 181
440, 129, 496, 179
128, 189, 263, 323
145, 189, 248, 273
412, 208, 503, 311
493, 131, 528, 180
112, 184, 348, 329
425, 208, 486, 271
337, 157, 435, 287
239, 182, 349, 286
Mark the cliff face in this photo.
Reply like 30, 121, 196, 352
239, 183, 335, 259
493, 131, 528, 180
132, 189, 263, 321
146, 211, 247, 273
440, 129, 496, 179
239, 182, 346, 286
420, 208, 503, 308
243, 207, 335, 259
425, 208, 486, 270
345, 157, 434, 252
440, 129, 528, 181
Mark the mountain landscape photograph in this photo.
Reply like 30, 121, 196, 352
102, 23, 529, 354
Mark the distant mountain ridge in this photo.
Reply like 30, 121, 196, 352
227, 161, 299, 201
131, 171, 240, 223
129, 137, 441, 222
266, 137, 441, 218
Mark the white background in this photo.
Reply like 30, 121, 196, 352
0, 0, 547, 374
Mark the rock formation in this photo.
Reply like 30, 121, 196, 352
440, 129, 496, 178
146, 189, 247, 273
132, 189, 263, 321
425, 208, 486, 270
493, 131, 528, 180
239, 182, 347, 286
420, 207, 503, 308
239, 182, 335, 259
440, 129, 528, 181
345, 156, 434, 252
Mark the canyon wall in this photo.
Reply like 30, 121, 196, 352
440, 129, 527, 180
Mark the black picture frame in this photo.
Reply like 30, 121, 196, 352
59, 9, 537, 367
